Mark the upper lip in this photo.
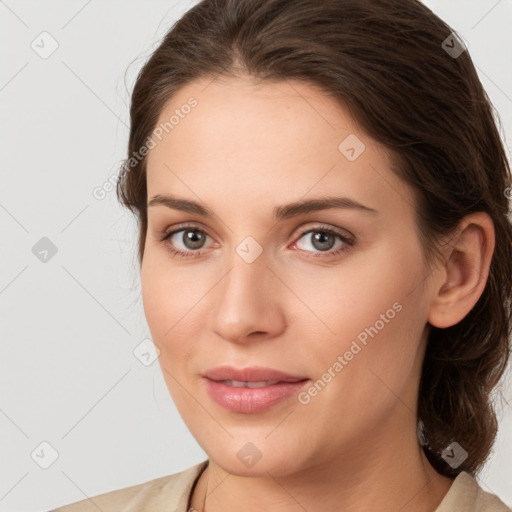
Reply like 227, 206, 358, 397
203, 366, 308, 383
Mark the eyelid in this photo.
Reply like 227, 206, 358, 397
294, 222, 355, 243
160, 221, 217, 242
161, 221, 211, 238
160, 221, 353, 239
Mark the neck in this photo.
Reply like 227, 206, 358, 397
189, 413, 454, 512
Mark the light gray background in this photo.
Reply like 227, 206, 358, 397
1, 1, 511, 511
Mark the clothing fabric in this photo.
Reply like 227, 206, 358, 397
51, 459, 511, 511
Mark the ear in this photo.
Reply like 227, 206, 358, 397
428, 212, 495, 328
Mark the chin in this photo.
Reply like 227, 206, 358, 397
203, 439, 308, 478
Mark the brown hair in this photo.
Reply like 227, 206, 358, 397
117, 0, 512, 477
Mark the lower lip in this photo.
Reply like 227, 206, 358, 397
204, 378, 310, 413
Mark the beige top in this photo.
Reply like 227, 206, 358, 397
51, 459, 511, 512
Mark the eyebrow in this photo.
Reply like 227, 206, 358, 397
148, 194, 378, 220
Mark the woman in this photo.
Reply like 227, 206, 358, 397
52, 0, 512, 510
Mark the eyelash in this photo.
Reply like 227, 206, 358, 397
159, 223, 355, 259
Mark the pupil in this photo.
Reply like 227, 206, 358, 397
313, 231, 334, 251
185, 230, 204, 249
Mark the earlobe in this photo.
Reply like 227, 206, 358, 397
427, 212, 495, 329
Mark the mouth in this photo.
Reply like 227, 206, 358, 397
202, 366, 310, 413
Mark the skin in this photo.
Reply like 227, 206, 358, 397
141, 75, 495, 512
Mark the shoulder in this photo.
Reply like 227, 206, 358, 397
49, 459, 209, 512
435, 471, 511, 512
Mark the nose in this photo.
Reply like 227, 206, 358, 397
209, 252, 286, 344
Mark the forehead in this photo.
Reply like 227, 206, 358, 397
145, 75, 414, 221
148, 75, 366, 163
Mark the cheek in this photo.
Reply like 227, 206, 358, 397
141, 247, 201, 336
141, 256, 199, 407
141, 247, 225, 389
316, 242, 424, 345
141, 251, 195, 373
314, 249, 429, 416
307, 240, 429, 393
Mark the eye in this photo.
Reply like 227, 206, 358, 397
159, 223, 355, 259
292, 225, 354, 257
160, 225, 214, 258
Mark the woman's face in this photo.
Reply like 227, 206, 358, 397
142, 75, 436, 476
